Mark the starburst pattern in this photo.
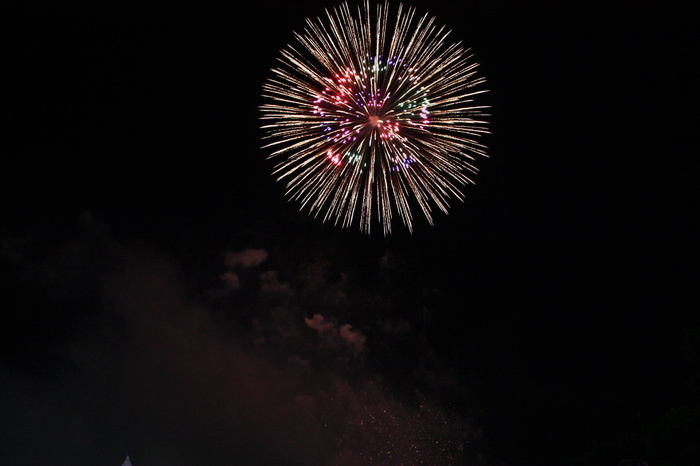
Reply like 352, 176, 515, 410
261, 1, 489, 235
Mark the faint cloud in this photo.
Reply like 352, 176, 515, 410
219, 271, 240, 290
339, 324, 367, 355
0, 235, 29, 265
305, 314, 367, 356
259, 270, 292, 295
223, 248, 268, 268
304, 313, 336, 333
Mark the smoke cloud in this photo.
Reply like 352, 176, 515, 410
223, 248, 268, 268
0, 213, 479, 465
219, 270, 240, 290
304, 314, 367, 357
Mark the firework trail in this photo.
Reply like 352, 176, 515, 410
261, 1, 489, 235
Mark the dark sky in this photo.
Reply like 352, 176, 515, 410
2, 2, 698, 465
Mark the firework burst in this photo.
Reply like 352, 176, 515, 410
261, 1, 489, 235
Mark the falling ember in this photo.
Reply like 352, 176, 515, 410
261, 0, 490, 235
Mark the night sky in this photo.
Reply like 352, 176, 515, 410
2, 2, 698, 465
